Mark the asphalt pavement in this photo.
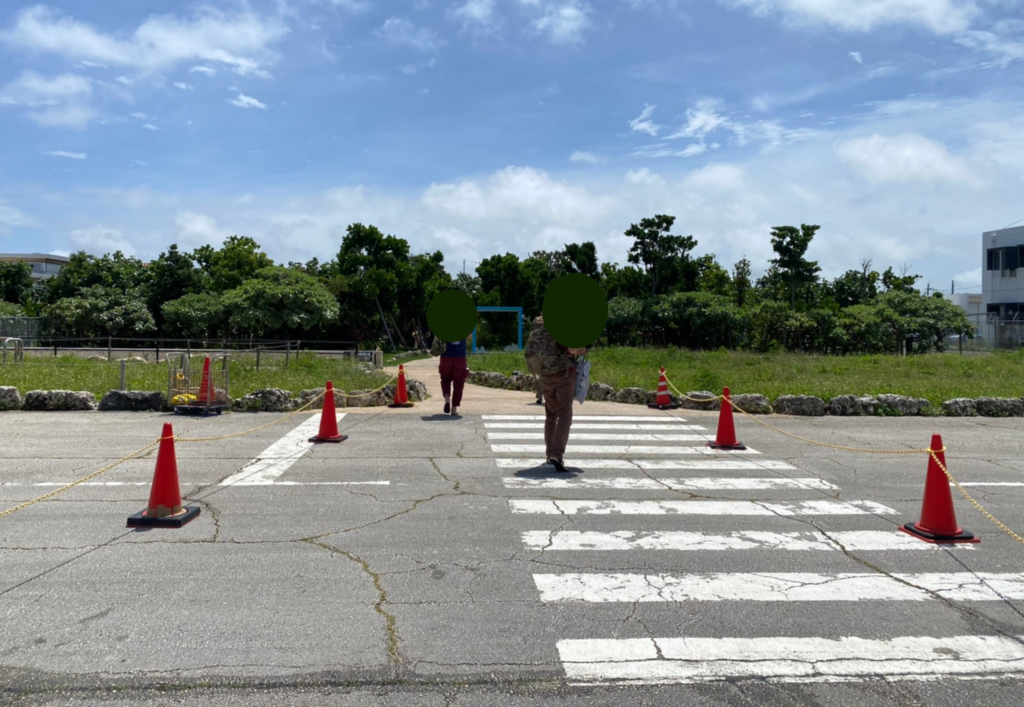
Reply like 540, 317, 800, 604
2, 371, 1024, 706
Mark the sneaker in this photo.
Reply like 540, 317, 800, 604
443, 399, 450, 414
451, 405, 458, 416
535, 397, 543, 405
549, 458, 568, 473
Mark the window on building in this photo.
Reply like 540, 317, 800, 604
988, 249, 1001, 270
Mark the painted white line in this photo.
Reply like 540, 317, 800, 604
488, 432, 709, 442
482, 415, 691, 422
219, 413, 346, 486
557, 634, 1024, 685
491, 444, 760, 455
0, 482, 151, 486
485, 423, 709, 431
960, 483, 1024, 487
494, 459, 795, 470
522, 530, 975, 552
505, 477, 837, 490
0, 480, 388, 487
509, 499, 896, 515
535, 572, 1024, 603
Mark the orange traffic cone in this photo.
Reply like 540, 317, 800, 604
707, 387, 746, 450
389, 364, 415, 408
900, 434, 978, 544
648, 367, 680, 410
127, 423, 200, 528
196, 356, 212, 403
309, 381, 348, 443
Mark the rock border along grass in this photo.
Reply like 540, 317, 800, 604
2, 375, 1024, 417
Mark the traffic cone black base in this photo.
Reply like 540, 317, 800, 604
388, 402, 415, 408
309, 433, 348, 443
707, 440, 747, 451
127, 506, 200, 528
899, 522, 979, 544
647, 402, 681, 410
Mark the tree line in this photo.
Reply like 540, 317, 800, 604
0, 216, 972, 354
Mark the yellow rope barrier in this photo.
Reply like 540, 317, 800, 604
0, 374, 400, 516
660, 370, 1023, 546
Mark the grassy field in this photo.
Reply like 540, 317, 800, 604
4, 347, 1024, 407
466, 346, 1024, 406
0, 352, 391, 400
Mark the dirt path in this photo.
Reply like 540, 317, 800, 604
358, 356, 711, 419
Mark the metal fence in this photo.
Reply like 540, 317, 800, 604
0, 317, 40, 345
957, 313, 1024, 352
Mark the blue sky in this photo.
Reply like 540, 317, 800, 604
1, 0, 1023, 294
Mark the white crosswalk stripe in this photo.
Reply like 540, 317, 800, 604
488, 432, 709, 441
521, 529, 975, 552
492, 444, 760, 455
505, 477, 837, 490
494, 458, 795, 470
510, 499, 896, 515
557, 635, 1024, 685
485, 422, 709, 431
486, 413, 1005, 685
534, 572, 1024, 602
483, 415, 692, 422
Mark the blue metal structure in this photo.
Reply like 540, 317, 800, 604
472, 306, 524, 352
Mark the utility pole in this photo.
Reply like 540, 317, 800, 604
951, 280, 955, 295
926, 283, 931, 296
463, 259, 465, 275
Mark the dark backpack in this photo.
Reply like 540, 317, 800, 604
525, 317, 575, 375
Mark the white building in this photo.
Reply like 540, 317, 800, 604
0, 253, 70, 280
980, 225, 1024, 346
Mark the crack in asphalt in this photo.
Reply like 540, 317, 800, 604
301, 538, 403, 671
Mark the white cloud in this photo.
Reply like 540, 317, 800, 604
666, 98, 728, 139
630, 143, 708, 158
173, 82, 194, 90
131, 111, 149, 119
570, 150, 601, 163
230, 93, 267, 109
70, 226, 136, 255
318, 0, 371, 10
422, 166, 615, 225
115, 75, 132, 85
955, 29, 1024, 67
849, 50, 863, 63
0, 201, 36, 234
0, 70, 95, 128
624, 167, 666, 186
0, 5, 289, 77
174, 211, 229, 249
533, 3, 591, 44
377, 17, 439, 52
835, 133, 980, 185
629, 104, 661, 136
143, 123, 159, 130
453, 0, 501, 29
719, 0, 980, 34
44, 150, 87, 159
189, 65, 216, 75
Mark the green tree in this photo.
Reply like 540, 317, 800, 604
44, 251, 150, 303
198, 236, 273, 292
599, 262, 649, 300
696, 255, 731, 297
881, 263, 921, 294
558, 242, 600, 280
769, 224, 822, 309
827, 257, 879, 307
624, 214, 697, 297
731, 257, 752, 307
147, 244, 206, 331
161, 293, 227, 340
0, 261, 33, 305
44, 285, 156, 339
222, 267, 339, 339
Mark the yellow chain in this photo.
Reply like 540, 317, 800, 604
0, 441, 159, 518
661, 370, 1024, 546
1, 374, 400, 515
929, 451, 1024, 544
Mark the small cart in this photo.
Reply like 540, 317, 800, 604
167, 353, 231, 416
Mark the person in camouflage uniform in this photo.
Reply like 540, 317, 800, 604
524, 315, 586, 472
